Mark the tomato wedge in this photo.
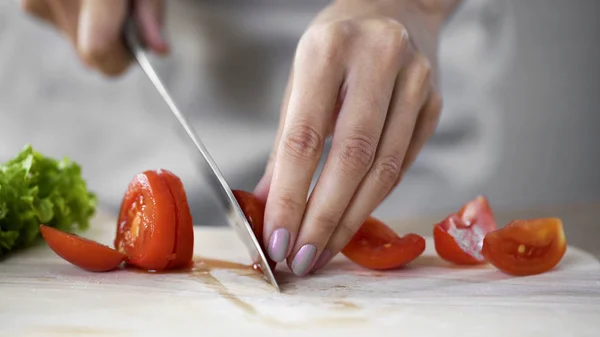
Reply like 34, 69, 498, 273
115, 169, 193, 271
342, 216, 425, 270
482, 218, 567, 276
232, 190, 276, 270
433, 196, 496, 265
40, 225, 126, 272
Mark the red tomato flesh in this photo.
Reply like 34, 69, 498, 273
342, 216, 426, 270
482, 218, 567, 276
433, 196, 496, 265
40, 225, 126, 272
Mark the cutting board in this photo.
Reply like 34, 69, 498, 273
1, 214, 599, 337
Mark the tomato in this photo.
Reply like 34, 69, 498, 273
40, 225, 126, 272
341, 216, 426, 270
115, 169, 193, 271
433, 196, 496, 265
160, 170, 195, 270
41, 169, 194, 273
232, 190, 276, 270
482, 218, 567, 276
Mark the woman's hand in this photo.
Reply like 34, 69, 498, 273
254, 0, 460, 276
20, 0, 168, 75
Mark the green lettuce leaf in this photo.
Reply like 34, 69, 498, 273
0, 145, 97, 257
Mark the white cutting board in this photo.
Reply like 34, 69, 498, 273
1, 214, 599, 337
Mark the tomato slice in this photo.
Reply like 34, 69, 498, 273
115, 170, 178, 271
158, 169, 195, 270
433, 196, 496, 265
40, 225, 126, 272
482, 218, 567, 276
341, 216, 426, 270
232, 190, 276, 271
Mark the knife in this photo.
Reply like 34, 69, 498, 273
122, 19, 280, 292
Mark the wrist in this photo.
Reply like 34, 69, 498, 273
326, 0, 462, 29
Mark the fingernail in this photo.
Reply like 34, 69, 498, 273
312, 249, 332, 272
268, 228, 290, 262
291, 244, 317, 276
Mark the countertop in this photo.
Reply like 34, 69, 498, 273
1, 207, 599, 337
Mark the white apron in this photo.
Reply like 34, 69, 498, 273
0, 0, 514, 224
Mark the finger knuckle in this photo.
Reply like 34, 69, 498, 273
78, 34, 120, 68
300, 21, 352, 65
422, 92, 443, 133
338, 133, 377, 173
323, 20, 353, 44
78, 46, 108, 68
402, 53, 432, 98
372, 19, 409, 55
372, 155, 403, 187
281, 124, 324, 161
429, 91, 444, 115
411, 53, 432, 83
312, 211, 341, 235
101, 62, 130, 77
273, 193, 304, 214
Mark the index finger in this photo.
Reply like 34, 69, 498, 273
263, 29, 345, 263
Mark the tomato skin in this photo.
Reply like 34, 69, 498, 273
232, 190, 276, 271
158, 169, 195, 270
433, 196, 496, 265
482, 218, 567, 276
40, 225, 126, 272
115, 170, 177, 271
342, 216, 426, 270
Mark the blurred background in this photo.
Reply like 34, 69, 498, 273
0, 0, 598, 229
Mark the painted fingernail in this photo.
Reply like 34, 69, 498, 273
291, 244, 317, 276
312, 249, 332, 272
268, 228, 290, 262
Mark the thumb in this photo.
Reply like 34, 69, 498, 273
254, 70, 294, 202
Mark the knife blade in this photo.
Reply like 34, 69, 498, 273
122, 19, 280, 292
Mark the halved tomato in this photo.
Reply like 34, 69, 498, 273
232, 190, 276, 271
482, 218, 567, 276
342, 216, 426, 270
41, 169, 194, 273
40, 225, 126, 272
115, 169, 193, 271
433, 196, 496, 265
